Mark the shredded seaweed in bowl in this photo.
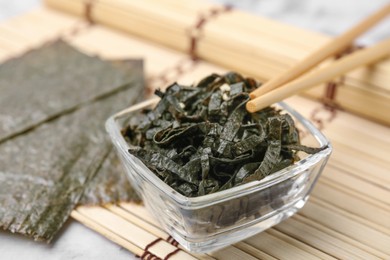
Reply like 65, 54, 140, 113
122, 72, 325, 197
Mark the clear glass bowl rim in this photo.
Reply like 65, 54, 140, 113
106, 99, 332, 209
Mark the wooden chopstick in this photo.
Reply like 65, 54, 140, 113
249, 3, 390, 99
246, 38, 390, 113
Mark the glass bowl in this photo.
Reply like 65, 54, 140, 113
105, 99, 332, 253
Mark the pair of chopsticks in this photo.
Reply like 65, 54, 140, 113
246, 3, 390, 113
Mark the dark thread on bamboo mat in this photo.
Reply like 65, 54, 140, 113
84, 0, 96, 24
146, 5, 232, 95
139, 251, 162, 260
59, 0, 95, 39
322, 45, 365, 107
58, 0, 98, 42
164, 248, 181, 260
188, 5, 233, 60
137, 238, 163, 260
146, 58, 198, 96
166, 235, 179, 247
1, 13, 91, 62
61, 21, 92, 40
311, 44, 364, 130
39, 0, 97, 44
310, 106, 337, 131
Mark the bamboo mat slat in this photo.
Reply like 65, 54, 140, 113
301, 200, 390, 255
222, 242, 277, 260
0, 8, 86, 61
330, 142, 390, 185
323, 165, 389, 205
308, 197, 389, 235
75, 207, 198, 260
1, 6, 389, 260
70, 210, 146, 257
262, 229, 337, 260
242, 231, 322, 259
276, 215, 383, 259
313, 181, 390, 229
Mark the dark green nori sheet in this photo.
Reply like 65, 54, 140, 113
0, 41, 137, 143
0, 42, 143, 241
123, 72, 325, 197
79, 148, 140, 205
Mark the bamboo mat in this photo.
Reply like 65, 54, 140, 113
1, 7, 389, 260
43, 0, 390, 126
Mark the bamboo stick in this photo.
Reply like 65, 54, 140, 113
249, 3, 390, 98
246, 38, 390, 112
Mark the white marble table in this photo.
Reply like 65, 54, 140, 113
1, 0, 389, 259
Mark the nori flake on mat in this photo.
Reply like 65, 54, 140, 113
0, 42, 143, 241
123, 72, 327, 197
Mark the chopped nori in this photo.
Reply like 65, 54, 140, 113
123, 72, 326, 197
0, 42, 143, 241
